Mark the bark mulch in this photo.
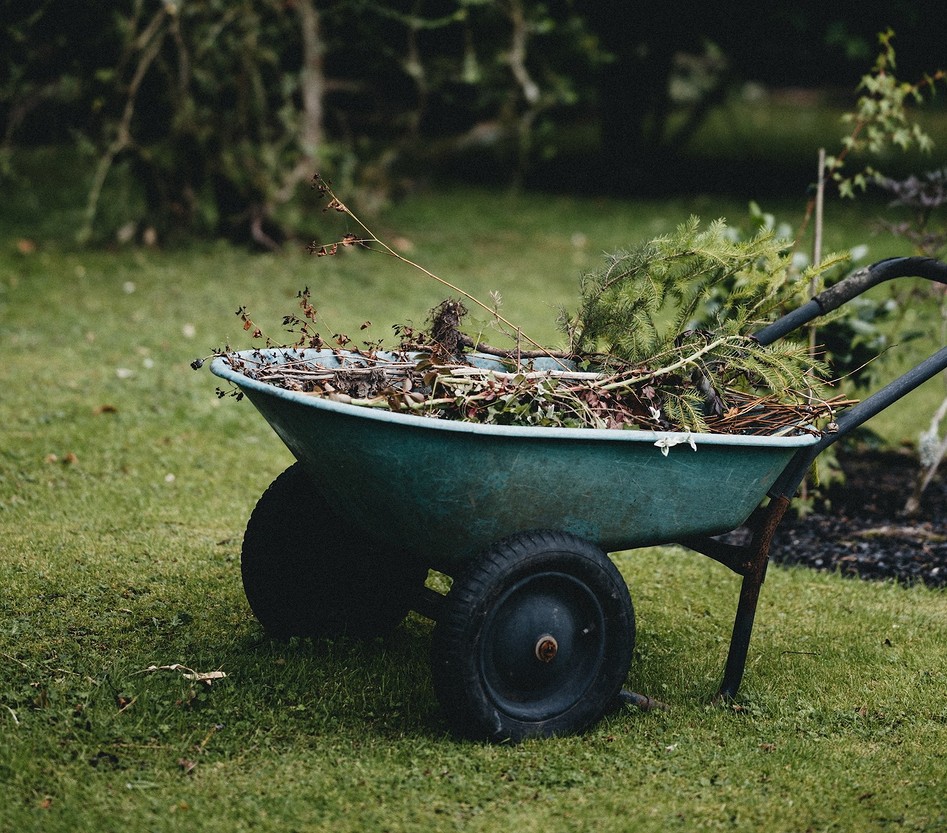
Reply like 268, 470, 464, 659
771, 447, 946, 588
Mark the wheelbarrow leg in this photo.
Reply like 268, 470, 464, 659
715, 496, 791, 701
717, 567, 767, 700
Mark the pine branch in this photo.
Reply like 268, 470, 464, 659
565, 217, 843, 429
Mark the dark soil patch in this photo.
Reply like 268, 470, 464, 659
771, 447, 946, 588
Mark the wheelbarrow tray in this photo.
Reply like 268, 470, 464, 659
212, 348, 819, 570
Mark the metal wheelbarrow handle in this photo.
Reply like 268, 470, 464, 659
753, 256, 947, 499
753, 256, 947, 346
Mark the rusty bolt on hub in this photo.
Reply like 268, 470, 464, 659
534, 634, 559, 663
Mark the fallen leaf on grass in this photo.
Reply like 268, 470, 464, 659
116, 694, 137, 712
140, 664, 227, 684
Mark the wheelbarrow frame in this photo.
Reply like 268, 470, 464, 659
211, 255, 947, 734
692, 255, 947, 698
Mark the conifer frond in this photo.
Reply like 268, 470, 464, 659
564, 217, 847, 428
661, 389, 709, 433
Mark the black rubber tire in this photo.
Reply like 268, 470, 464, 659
430, 530, 635, 742
241, 463, 428, 639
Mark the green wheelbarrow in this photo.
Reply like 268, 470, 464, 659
211, 256, 947, 741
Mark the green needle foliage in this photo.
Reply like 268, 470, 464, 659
564, 217, 849, 431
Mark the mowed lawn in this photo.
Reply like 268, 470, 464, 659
1, 149, 946, 832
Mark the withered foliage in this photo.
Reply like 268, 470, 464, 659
197, 177, 851, 437
213, 309, 850, 437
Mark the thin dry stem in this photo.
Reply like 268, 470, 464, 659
310, 175, 567, 367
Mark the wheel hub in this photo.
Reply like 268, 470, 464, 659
534, 634, 559, 663
479, 571, 608, 721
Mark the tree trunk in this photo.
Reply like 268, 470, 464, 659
274, 0, 325, 206
297, 0, 325, 157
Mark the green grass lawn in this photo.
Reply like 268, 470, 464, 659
1, 149, 946, 832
